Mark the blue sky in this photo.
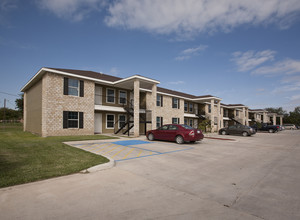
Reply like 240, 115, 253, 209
1, 0, 300, 111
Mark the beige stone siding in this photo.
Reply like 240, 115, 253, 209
24, 79, 43, 135
155, 95, 184, 127
42, 72, 95, 137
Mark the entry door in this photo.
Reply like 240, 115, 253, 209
94, 113, 102, 134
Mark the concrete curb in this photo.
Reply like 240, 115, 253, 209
80, 156, 115, 173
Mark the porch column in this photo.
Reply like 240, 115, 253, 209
241, 107, 245, 125
246, 108, 249, 126
217, 101, 221, 130
210, 99, 215, 132
133, 79, 140, 137
280, 116, 283, 126
273, 115, 276, 125
151, 84, 157, 130
263, 112, 267, 123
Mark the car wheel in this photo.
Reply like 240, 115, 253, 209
242, 131, 248, 137
148, 133, 154, 141
175, 135, 184, 144
268, 129, 274, 133
221, 130, 226, 135
190, 141, 196, 144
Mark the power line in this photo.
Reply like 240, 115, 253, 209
0, 91, 20, 97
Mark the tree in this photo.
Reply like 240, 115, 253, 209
285, 106, 300, 125
0, 108, 22, 120
264, 107, 287, 116
15, 93, 24, 114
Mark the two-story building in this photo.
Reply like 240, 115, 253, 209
21, 67, 222, 137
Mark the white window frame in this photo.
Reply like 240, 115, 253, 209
118, 90, 127, 105
184, 101, 188, 112
189, 103, 193, 113
157, 95, 162, 107
156, 116, 162, 128
68, 78, 79, 97
172, 117, 179, 124
106, 88, 115, 104
68, 111, 79, 128
189, 119, 193, 127
172, 98, 179, 109
106, 114, 115, 129
118, 114, 127, 129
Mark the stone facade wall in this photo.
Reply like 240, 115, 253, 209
42, 72, 95, 137
155, 95, 184, 126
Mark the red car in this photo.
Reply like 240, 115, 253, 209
146, 124, 204, 144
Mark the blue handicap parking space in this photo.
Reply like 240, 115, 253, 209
112, 140, 151, 146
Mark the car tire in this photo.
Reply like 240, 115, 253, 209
242, 131, 248, 137
148, 133, 154, 141
221, 130, 226, 135
268, 129, 274, 133
190, 141, 196, 144
175, 135, 184, 144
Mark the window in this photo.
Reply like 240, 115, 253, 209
107, 89, 115, 103
172, 117, 179, 124
119, 91, 127, 104
64, 77, 84, 97
236, 111, 239, 117
189, 103, 193, 112
106, 114, 115, 129
118, 115, 126, 129
168, 125, 178, 130
63, 111, 83, 129
158, 125, 168, 130
184, 101, 188, 112
156, 116, 163, 128
184, 118, 188, 125
172, 97, 179, 109
189, 119, 193, 127
157, 95, 163, 107
208, 104, 211, 113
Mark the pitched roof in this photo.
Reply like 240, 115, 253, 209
48, 67, 122, 82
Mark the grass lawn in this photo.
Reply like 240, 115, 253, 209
0, 125, 118, 188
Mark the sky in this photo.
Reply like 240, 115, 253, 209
1, 0, 300, 111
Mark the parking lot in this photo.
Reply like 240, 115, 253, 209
1, 130, 300, 220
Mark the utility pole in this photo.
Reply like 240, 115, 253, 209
4, 98, 6, 122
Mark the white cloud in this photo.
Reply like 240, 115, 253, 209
231, 50, 276, 72
105, 0, 300, 38
36, 0, 106, 21
175, 45, 207, 61
289, 94, 300, 101
252, 59, 300, 75
273, 75, 300, 93
108, 67, 119, 76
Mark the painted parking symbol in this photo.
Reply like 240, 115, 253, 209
71, 140, 194, 162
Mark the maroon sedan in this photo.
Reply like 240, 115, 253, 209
146, 124, 204, 144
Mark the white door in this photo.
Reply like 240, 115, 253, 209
94, 113, 102, 133
95, 86, 102, 105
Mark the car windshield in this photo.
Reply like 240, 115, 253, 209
181, 124, 193, 130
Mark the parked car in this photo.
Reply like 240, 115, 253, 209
219, 124, 256, 136
283, 124, 296, 130
252, 123, 280, 133
146, 124, 204, 144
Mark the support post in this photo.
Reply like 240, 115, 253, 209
210, 99, 215, 132
151, 84, 157, 130
133, 80, 140, 137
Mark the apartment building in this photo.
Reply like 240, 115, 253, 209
21, 67, 223, 137
21, 67, 283, 137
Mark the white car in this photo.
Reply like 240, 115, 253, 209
283, 124, 296, 130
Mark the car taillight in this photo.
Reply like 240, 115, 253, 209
189, 130, 195, 137
277, 126, 279, 128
